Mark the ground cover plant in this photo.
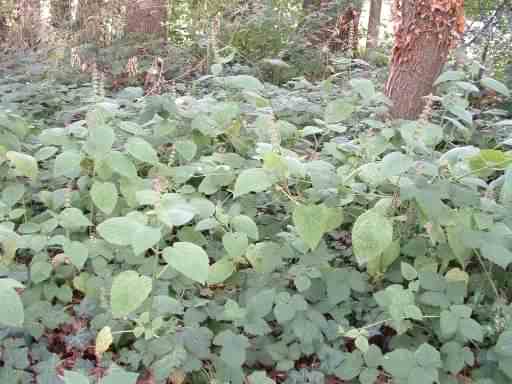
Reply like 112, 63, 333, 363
1, 1, 512, 384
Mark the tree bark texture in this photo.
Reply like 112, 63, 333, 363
126, 0, 168, 37
384, 0, 464, 119
366, 0, 382, 49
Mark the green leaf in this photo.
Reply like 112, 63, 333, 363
325, 99, 355, 123
214, 330, 250, 367
223, 232, 249, 258
208, 258, 235, 284
131, 226, 161, 255
248, 371, 275, 384
64, 241, 89, 270
293, 204, 343, 250
111, 271, 152, 318
434, 70, 465, 85
233, 168, 273, 197
495, 331, 512, 357
6, 151, 38, 179
63, 371, 90, 384
0, 281, 24, 327
108, 152, 138, 179
382, 349, 415, 379
481, 77, 510, 97
231, 215, 259, 240
401, 262, 418, 281
175, 140, 197, 162
163, 242, 209, 284
54, 151, 81, 178
335, 351, 363, 380
350, 78, 375, 100
101, 365, 139, 384
125, 137, 159, 164
2, 183, 25, 207
31, 261, 52, 284
84, 125, 115, 161
59, 208, 92, 230
415, 343, 442, 368
91, 181, 118, 215
458, 318, 483, 342
381, 152, 414, 178
440, 310, 458, 337
222, 75, 264, 91
480, 243, 512, 269
352, 209, 393, 266
97, 217, 143, 246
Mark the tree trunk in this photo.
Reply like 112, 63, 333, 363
384, 0, 464, 119
302, 0, 316, 11
125, 0, 168, 38
366, 0, 382, 49
18, 0, 42, 47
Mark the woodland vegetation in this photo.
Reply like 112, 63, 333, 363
0, 0, 512, 383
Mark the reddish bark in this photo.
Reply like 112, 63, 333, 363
384, 0, 465, 119
330, 6, 361, 56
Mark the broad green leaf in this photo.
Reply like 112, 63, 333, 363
131, 226, 161, 255
223, 232, 249, 258
97, 217, 142, 246
434, 70, 465, 85
63, 371, 90, 384
222, 75, 264, 91
30, 261, 53, 284
352, 209, 393, 266
0, 281, 24, 327
101, 366, 139, 384
415, 343, 442, 368
175, 140, 197, 162
440, 310, 458, 337
108, 152, 138, 179
401, 262, 418, 281
325, 99, 355, 123
6, 151, 38, 179
214, 330, 250, 367
293, 204, 326, 250
481, 77, 510, 97
111, 271, 152, 318
91, 181, 118, 215
381, 152, 414, 178
382, 349, 415, 379
231, 215, 259, 240
350, 78, 375, 100
496, 331, 512, 357
500, 168, 512, 205
84, 125, 115, 160
163, 242, 209, 284
59, 208, 92, 230
481, 243, 512, 269
2, 183, 25, 207
125, 137, 159, 164
233, 168, 273, 197
54, 151, 81, 178
64, 241, 89, 270
248, 371, 275, 384
208, 258, 235, 284
458, 318, 483, 342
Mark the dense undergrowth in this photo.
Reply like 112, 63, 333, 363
1, 46, 512, 384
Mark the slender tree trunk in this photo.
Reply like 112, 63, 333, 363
384, 0, 464, 119
125, 0, 168, 38
366, 0, 382, 49
303, 0, 316, 11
